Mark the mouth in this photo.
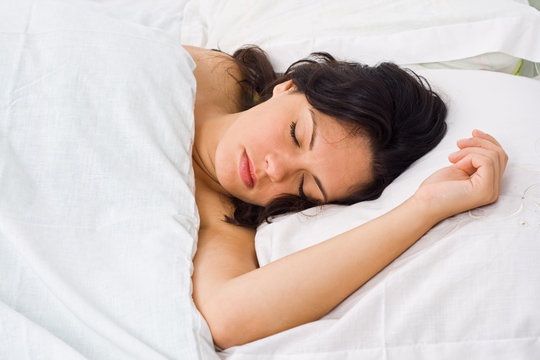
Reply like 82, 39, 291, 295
239, 150, 257, 188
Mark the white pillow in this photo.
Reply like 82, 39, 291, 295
223, 70, 540, 360
255, 69, 540, 264
181, 0, 540, 73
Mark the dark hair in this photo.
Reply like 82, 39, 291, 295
224, 45, 447, 228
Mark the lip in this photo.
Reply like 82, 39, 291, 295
239, 150, 257, 188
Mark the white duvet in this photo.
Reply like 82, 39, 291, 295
0, 0, 216, 359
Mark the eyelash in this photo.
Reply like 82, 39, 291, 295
289, 121, 300, 146
298, 175, 306, 200
289, 121, 306, 199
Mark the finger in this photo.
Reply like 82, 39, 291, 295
449, 146, 502, 183
449, 147, 501, 176
457, 136, 501, 152
455, 137, 508, 173
454, 152, 499, 202
471, 129, 502, 147
449, 146, 499, 166
453, 150, 495, 175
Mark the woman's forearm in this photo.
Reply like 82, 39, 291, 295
206, 196, 438, 349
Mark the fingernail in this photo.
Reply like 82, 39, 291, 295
475, 129, 486, 135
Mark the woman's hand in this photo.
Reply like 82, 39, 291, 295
413, 129, 508, 222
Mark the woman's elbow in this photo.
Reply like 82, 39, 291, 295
203, 310, 245, 350
194, 285, 263, 348
195, 292, 252, 349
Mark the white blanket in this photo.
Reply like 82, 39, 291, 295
0, 0, 217, 359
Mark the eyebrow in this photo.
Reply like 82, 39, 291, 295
308, 109, 327, 202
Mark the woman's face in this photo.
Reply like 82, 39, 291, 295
214, 80, 373, 206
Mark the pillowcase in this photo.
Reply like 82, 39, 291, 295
254, 69, 540, 265
222, 68, 540, 360
181, 0, 540, 73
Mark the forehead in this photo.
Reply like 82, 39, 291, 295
310, 112, 373, 202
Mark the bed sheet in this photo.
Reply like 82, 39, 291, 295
0, 0, 218, 359
221, 70, 540, 359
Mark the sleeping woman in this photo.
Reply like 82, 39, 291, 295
184, 45, 508, 349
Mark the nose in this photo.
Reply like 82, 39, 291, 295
264, 152, 298, 183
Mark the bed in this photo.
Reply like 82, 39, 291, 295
0, 0, 539, 359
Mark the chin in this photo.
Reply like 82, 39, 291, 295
233, 193, 264, 207
239, 196, 262, 207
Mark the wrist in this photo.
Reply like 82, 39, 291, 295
405, 193, 448, 227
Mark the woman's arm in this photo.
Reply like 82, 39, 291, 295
195, 196, 435, 349
193, 130, 507, 349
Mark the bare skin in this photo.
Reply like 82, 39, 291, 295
185, 46, 508, 349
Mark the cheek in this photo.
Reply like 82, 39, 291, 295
213, 144, 232, 187
214, 130, 242, 188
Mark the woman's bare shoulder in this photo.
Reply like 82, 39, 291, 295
183, 45, 245, 115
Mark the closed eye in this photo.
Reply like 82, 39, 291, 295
298, 175, 306, 199
289, 121, 300, 146
290, 122, 307, 199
